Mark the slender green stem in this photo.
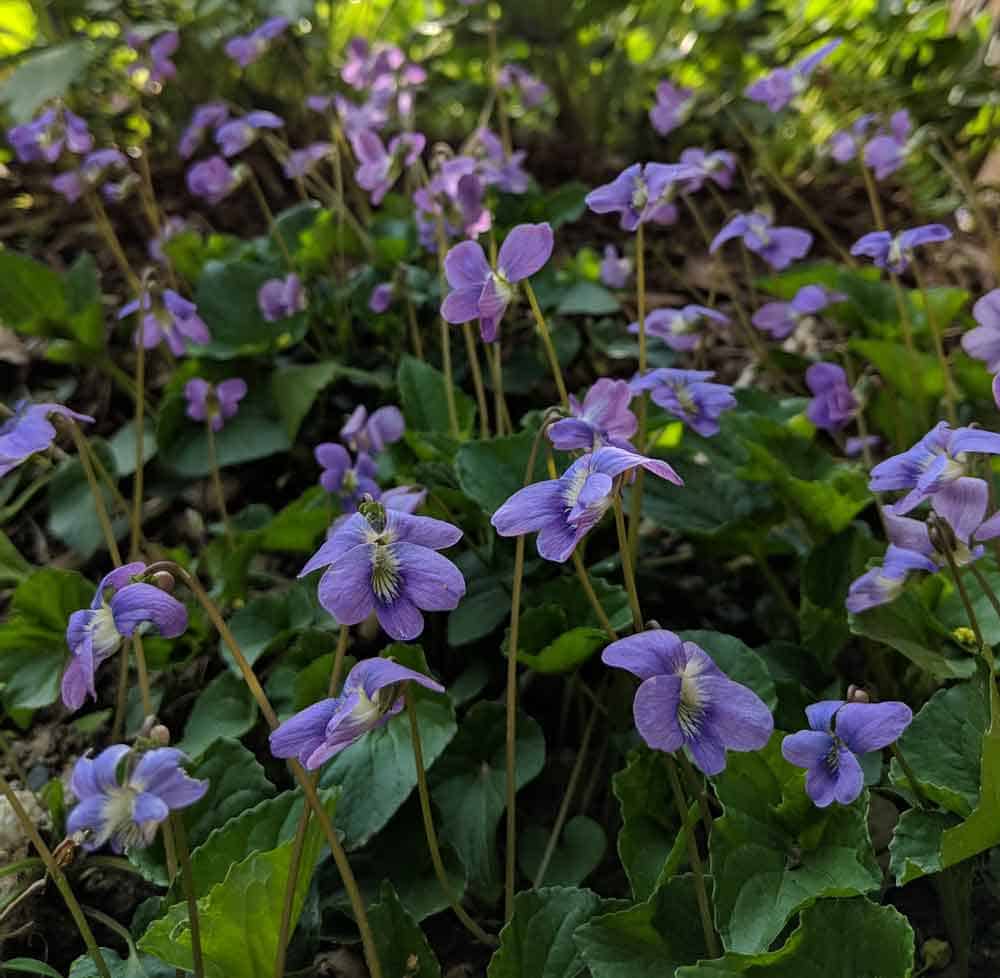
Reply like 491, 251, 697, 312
112, 646, 130, 742
890, 744, 932, 810
131, 335, 146, 561
247, 171, 295, 268
938, 539, 987, 663
462, 322, 491, 439
912, 259, 958, 425
523, 282, 569, 409
487, 16, 512, 155
627, 223, 648, 559
67, 421, 121, 565
613, 496, 643, 632
406, 691, 496, 944
664, 756, 720, 958
571, 550, 617, 640
172, 813, 205, 978
86, 191, 141, 291
678, 752, 715, 842
0, 773, 112, 978
751, 547, 797, 620
433, 221, 461, 438
204, 420, 232, 545
490, 341, 509, 437
404, 291, 425, 361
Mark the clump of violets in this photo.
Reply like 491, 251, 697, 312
184, 378, 248, 432
711, 211, 813, 270
258, 273, 306, 322
62, 564, 188, 710
753, 284, 841, 340
8, 106, 92, 163
299, 502, 465, 641
745, 38, 842, 112
315, 444, 379, 510
179, 102, 229, 159
630, 369, 737, 437
498, 64, 549, 108
369, 282, 393, 313
782, 700, 912, 806
850, 224, 951, 274
603, 631, 773, 775
599, 245, 632, 289
830, 111, 912, 182
960, 289, 1000, 372
649, 81, 693, 136
412, 154, 493, 248
67, 746, 207, 852
633, 305, 729, 352
52, 149, 129, 203
469, 128, 530, 194
547, 379, 637, 451
225, 17, 289, 67
270, 658, 444, 769
805, 363, 857, 433
677, 148, 737, 193
0, 401, 93, 478
585, 163, 693, 231
341, 405, 405, 455
216, 110, 284, 157
492, 446, 681, 562
441, 223, 553, 342
186, 155, 240, 205
351, 129, 425, 204
119, 290, 210, 355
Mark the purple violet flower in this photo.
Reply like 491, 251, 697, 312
215, 110, 284, 158
340, 405, 405, 455
258, 273, 306, 322
284, 142, 333, 179
632, 305, 729, 352
829, 114, 877, 164
441, 222, 553, 343
850, 225, 951, 275
298, 504, 465, 641
498, 65, 550, 108
179, 102, 229, 159
351, 129, 425, 204
745, 38, 842, 112
413, 155, 492, 246
492, 446, 681, 563
863, 110, 912, 181
270, 658, 445, 769
119, 290, 210, 355
547, 379, 638, 451
599, 245, 632, 289
369, 282, 393, 313
649, 82, 694, 136
678, 148, 737, 193
67, 746, 207, 852
0, 401, 94, 478
8, 107, 93, 164
630, 369, 737, 437
805, 362, 857, 432
752, 284, 837, 339
186, 155, 239, 205
782, 700, 912, 807
62, 563, 188, 710
960, 289, 1000, 372
585, 163, 695, 231
315, 444, 380, 510
184, 378, 247, 432
711, 211, 813, 270
224, 17, 289, 67
52, 149, 129, 203
471, 128, 530, 194
602, 630, 774, 775
127, 31, 179, 90
846, 545, 938, 613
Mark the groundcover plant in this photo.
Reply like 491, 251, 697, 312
3, 1, 1000, 976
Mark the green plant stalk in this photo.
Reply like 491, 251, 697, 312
432, 219, 461, 438
627, 222, 648, 559
890, 743, 932, 810
247, 170, 295, 268
85, 191, 141, 292
0, 773, 112, 978
406, 690, 497, 944
678, 752, 715, 842
570, 550, 617, 640
404, 291, 426, 361
0, 468, 54, 522
613, 495, 644, 632
487, 15, 512, 155
204, 419, 232, 545
171, 812, 205, 978
67, 421, 122, 565
490, 341, 510, 437
131, 334, 146, 562
112, 646, 130, 742
462, 322, 491, 439
523, 282, 569, 409
664, 755, 721, 958
911, 259, 958, 425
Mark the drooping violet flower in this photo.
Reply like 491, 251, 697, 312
270, 658, 444, 768
632, 305, 729, 352
184, 378, 247, 432
126, 31, 179, 90
600, 245, 632, 289
782, 700, 911, 807
806, 362, 857, 432
630, 369, 737, 437
186, 155, 239, 205
470, 128, 530, 194
868, 422, 1000, 513
340, 405, 405, 455
863, 110, 912, 181
547, 379, 637, 451
179, 102, 229, 159
498, 65, 550, 108
441, 223, 553, 342
602, 630, 773, 775
850, 225, 951, 275
745, 38, 842, 112
585, 163, 695, 231
492, 446, 681, 563
678, 148, 737, 193
119, 290, 210, 355
752, 284, 838, 339
52, 149, 129, 203
828, 114, 877, 164
8, 107, 92, 164
0, 401, 94, 478
960, 289, 1000, 372
215, 111, 284, 158
710, 211, 813, 270
224, 17, 289, 67
369, 282, 393, 313
299, 503, 465, 641
350, 129, 425, 204
649, 81, 694, 136
67, 746, 207, 852
284, 142, 333, 179
845, 544, 938, 613
258, 274, 306, 322
315, 444, 379, 510
62, 563, 188, 710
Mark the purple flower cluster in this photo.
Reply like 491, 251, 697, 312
184, 378, 248, 432
630, 369, 737, 437
351, 129, 426, 204
830, 110, 912, 181
8, 107, 92, 164
745, 38, 842, 112
753, 285, 841, 340
585, 162, 693, 231
599, 245, 632, 288
225, 17, 289, 67
851, 224, 951, 275
52, 149, 130, 203
805, 363, 857, 433
258, 273, 306, 322
119, 290, 210, 355
711, 211, 813, 270
498, 65, 550, 108
125, 30, 179, 91
650, 82, 694, 136
547, 379, 638, 451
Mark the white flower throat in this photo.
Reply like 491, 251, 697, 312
364, 524, 402, 603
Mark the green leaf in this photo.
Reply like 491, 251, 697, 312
455, 429, 552, 515
107, 422, 157, 478
430, 702, 546, 900
369, 881, 442, 978
574, 874, 710, 978
220, 587, 316, 674
516, 626, 608, 673
3, 959, 65, 977
0, 529, 32, 586
258, 487, 330, 553
556, 281, 620, 315
527, 574, 633, 635
675, 897, 914, 977
677, 631, 778, 711
0, 252, 66, 332
487, 886, 604, 978
888, 809, 960, 886
850, 339, 942, 399
0, 41, 95, 121
709, 734, 880, 953
179, 671, 259, 758
519, 815, 606, 887
937, 564, 1000, 646
68, 947, 173, 977
398, 355, 476, 435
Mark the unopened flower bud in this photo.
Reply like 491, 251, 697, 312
846, 684, 870, 704
149, 724, 171, 746
149, 570, 175, 593
921, 938, 951, 971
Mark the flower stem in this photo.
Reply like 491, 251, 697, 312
433, 220, 461, 439
890, 743, 932, 810
404, 291, 425, 361
571, 550, 617, 640
406, 690, 497, 944
131, 335, 146, 561
678, 752, 715, 842
613, 496, 643, 632
523, 282, 569, 410
172, 812, 205, 978
911, 258, 958, 425
462, 322, 491, 439
664, 755, 720, 958
490, 341, 510, 437
112, 647, 130, 742
66, 421, 121, 565
247, 171, 294, 269
85, 191, 141, 292
627, 223, 649, 559
204, 420, 232, 545
0, 773, 112, 978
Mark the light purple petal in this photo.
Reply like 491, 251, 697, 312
317, 545, 376, 624
444, 240, 490, 290
110, 584, 188, 639
633, 674, 685, 753
131, 792, 169, 825
387, 509, 462, 549
375, 594, 425, 641
300, 512, 369, 576
394, 543, 466, 611
835, 701, 912, 754
270, 698, 339, 765
492, 480, 563, 536
601, 630, 685, 679
352, 657, 445, 699
497, 223, 554, 282
781, 729, 832, 769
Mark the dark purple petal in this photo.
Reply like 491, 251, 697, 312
633, 674, 685, 752
601, 630, 685, 680
110, 583, 188, 639
898, 224, 951, 251
353, 657, 445, 699
835, 701, 912, 754
933, 476, 988, 545
375, 594, 425, 641
709, 214, 750, 252
547, 418, 598, 451
132, 748, 207, 809
270, 698, 339, 765
850, 231, 891, 264
806, 700, 846, 733
386, 509, 462, 549
132, 792, 169, 825
317, 544, 376, 624
71, 744, 129, 800
806, 744, 862, 807
781, 729, 832, 769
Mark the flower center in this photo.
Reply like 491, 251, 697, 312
630, 177, 649, 211
671, 382, 697, 415
888, 237, 904, 267
677, 674, 704, 737
90, 604, 123, 656
370, 544, 402, 603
